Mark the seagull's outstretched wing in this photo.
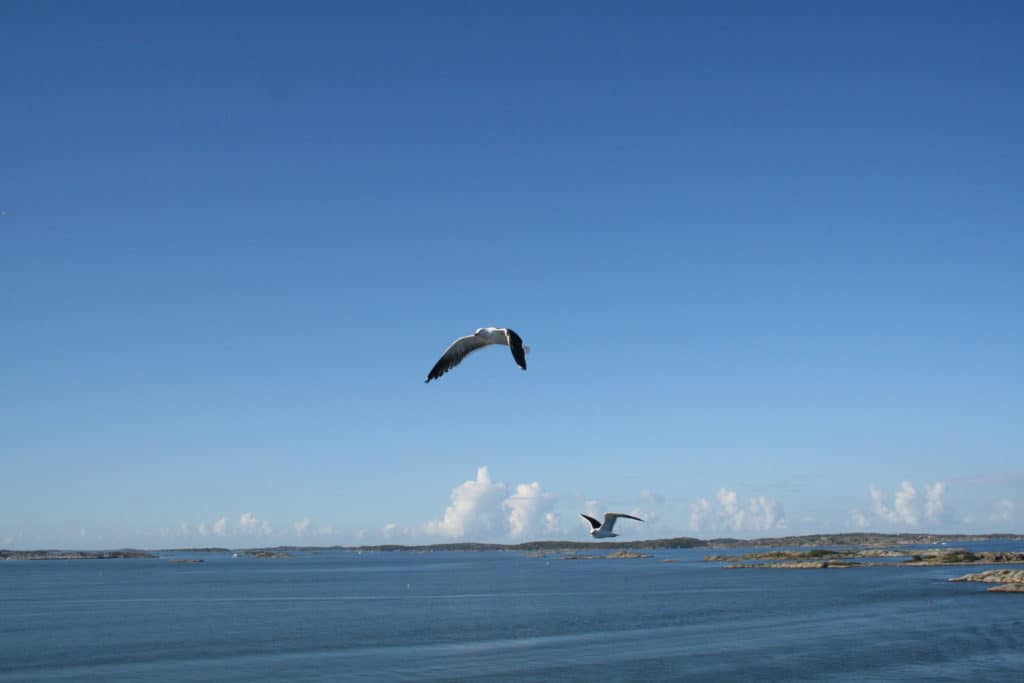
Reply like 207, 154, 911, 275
602, 513, 644, 533
425, 334, 494, 383
504, 328, 527, 371
579, 513, 602, 530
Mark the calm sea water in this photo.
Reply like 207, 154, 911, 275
2, 541, 1023, 681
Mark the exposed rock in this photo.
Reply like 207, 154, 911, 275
988, 583, 1024, 593
707, 548, 1024, 568
239, 550, 291, 559
902, 551, 1024, 566
706, 549, 903, 562
724, 561, 855, 569
561, 551, 653, 560
949, 568, 1024, 584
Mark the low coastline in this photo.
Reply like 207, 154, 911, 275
704, 548, 1024, 570
1, 550, 157, 561
4, 533, 1022, 561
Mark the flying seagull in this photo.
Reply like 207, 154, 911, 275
579, 512, 644, 539
425, 327, 529, 383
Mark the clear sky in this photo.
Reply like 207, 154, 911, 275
2, 1, 1022, 548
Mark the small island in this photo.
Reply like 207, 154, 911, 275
238, 550, 291, 559
561, 551, 653, 560
705, 548, 1024, 570
949, 569, 1024, 593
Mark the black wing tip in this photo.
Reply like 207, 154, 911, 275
507, 331, 528, 371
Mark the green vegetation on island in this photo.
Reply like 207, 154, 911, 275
238, 550, 291, 559
259, 532, 1024, 554
3, 533, 1022, 560
1, 550, 157, 561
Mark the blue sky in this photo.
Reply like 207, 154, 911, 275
2, 1, 1021, 548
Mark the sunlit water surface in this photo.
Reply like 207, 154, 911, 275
3, 541, 1023, 681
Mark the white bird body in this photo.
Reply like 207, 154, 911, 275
425, 327, 530, 383
475, 327, 506, 342
580, 512, 644, 538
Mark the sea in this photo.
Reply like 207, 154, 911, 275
2, 540, 1022, 681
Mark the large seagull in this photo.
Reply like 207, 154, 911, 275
580, 512, 644, 539
425, 327, 529, 383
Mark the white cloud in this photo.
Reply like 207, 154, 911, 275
631, 490, 666, 529
992, 499, 1017, 523
294, 517, 313, 536
504, 481, 559, 538
424, 467, 560, 541
747, 496, 783, 531
850, 510, 870, 529
425, 467, 508, 538
867, 481, 947, 528
198, 517, 229, 537
893, 481, 919, 526
688, 488, 785, 534
689, 497, 712, 531
239, 513, 273, 536
924, 482, 946, 521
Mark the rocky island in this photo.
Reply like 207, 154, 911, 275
238, 550, 291, 559
949, 569, 1024, 593
560, 551, 653, 560
705, 548, 1024, 570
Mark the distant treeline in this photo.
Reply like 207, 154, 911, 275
1, 550, 157, 560
258, 532, 1024, 554
6, 533, 1022, 557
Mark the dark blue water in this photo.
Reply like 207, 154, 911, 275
3, 542, 1023, 681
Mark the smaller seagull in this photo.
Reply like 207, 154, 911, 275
425, 327, 529, 383
579, 512, 644, 539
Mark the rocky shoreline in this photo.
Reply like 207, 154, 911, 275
949, 569, 1024, 593
707, 548, 1024, 570
560, 551, 653, 560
